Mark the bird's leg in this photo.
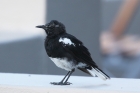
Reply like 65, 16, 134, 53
60, 71, 70, 83
50, 71, 71, 85
50, 69, 75, 85
63, 69, 75, 84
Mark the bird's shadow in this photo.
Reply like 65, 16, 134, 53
72, 84, 109, 89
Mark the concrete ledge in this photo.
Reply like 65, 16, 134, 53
0, 73, 140, 93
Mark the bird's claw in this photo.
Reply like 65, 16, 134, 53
50, 82, 72, 85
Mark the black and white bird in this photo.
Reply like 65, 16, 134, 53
36, 20, 110, 85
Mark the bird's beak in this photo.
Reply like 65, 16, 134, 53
36, 25, 45, 28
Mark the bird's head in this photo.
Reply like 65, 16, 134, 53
36, 20, 66, 37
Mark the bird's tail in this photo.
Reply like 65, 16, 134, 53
87, 67, 110, 80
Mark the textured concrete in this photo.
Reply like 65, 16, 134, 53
0, 73, 140, 93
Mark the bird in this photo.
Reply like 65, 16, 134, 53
36, 20, 110, 85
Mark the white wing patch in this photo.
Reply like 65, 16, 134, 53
76, 63, 86, 68
59, 38, 75, 46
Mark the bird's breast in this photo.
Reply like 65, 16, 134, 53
45, 38, 60, 56
49, 57, 76, 71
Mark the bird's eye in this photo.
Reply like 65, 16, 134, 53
47, 27, 54, 30
48, 31, 53, 35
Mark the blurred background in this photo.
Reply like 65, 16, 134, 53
0, 0, 140, 78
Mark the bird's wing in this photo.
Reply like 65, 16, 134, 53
59, 34, 97, 67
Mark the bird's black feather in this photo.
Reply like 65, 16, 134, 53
36, 20, 110, 85
59, 33, 98, 68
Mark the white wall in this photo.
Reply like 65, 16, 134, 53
0, 0, 46, 32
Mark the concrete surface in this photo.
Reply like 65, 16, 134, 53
0, 73, 140, 93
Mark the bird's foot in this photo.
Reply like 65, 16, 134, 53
50, 82, 72, 85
